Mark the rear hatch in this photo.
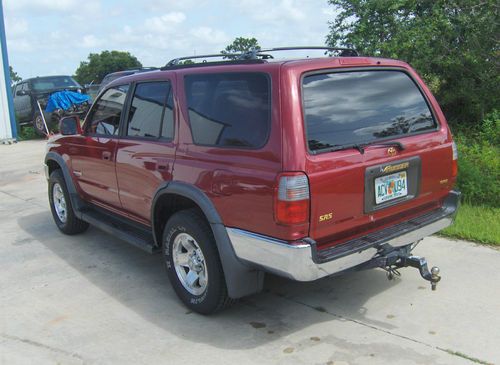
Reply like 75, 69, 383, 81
302, 68, 455, 247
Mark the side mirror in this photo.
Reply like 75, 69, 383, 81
16, 90, 28, 96
59, 116, 82, 135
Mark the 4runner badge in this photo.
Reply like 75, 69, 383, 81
381, 162, 409, 174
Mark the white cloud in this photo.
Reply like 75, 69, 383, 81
82, 35, 104, 48
144, 12, 186, 33
5, 18, 29, 38
190, 27, 229, 44
6, 0, 84, 12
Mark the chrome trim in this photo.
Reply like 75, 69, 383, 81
227, 192, 459, 281
227, 227, 378, 281
44, 164, 49, 180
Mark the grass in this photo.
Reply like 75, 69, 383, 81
17, 126, 41, 141
440, 203, 500, 245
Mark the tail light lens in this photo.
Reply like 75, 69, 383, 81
452, 141, 458, 177
275, 173, 310, 225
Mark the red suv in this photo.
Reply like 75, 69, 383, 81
45, 47, 459, 314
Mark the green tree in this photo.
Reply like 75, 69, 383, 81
9, 66, 21, 84
326, 0, 499, 124
74, 50, 142, 84
221, 37, 261, 59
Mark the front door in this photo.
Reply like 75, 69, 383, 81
13, 82, 32, 121
70, 84, 130, 210
115, 79, 177, 225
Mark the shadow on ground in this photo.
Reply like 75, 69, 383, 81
18, 211, 399, 351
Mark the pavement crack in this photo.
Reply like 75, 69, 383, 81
0, 190, 46, 209
1, 333, 87, 362
274, 293, 491, 364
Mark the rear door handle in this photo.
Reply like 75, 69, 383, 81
102, 151, 112, 161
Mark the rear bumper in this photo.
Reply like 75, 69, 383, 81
227, 190, 460, 281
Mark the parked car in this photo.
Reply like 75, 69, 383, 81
97, 67, 158, 94
44, 47, 459, 314
13, 75, 89, 135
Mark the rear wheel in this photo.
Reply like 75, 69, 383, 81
162, 209, 232, 314
48, 170, 89, 235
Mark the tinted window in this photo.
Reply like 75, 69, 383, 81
127, 82, 172, 139
87, 85, 129, 136
303, 71, 437, 151
184, 73, 270, 148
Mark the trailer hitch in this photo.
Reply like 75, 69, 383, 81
398, 256, 441, 290
364, 247, 441, 290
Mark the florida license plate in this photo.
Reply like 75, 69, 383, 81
375, 171, 408, 204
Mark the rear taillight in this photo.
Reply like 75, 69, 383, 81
275, 173, 310, 225
452, 141, 458, 177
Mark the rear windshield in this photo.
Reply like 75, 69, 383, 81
302, 70, 437, 152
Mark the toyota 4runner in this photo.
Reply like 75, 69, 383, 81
45, 47, 460, 314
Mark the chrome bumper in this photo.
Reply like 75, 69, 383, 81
227, 191, 460, 282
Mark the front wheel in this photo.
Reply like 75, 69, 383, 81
163, 209, 232, 314
32, 111, 48, 136
48, 170, 89, 235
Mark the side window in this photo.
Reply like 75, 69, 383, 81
86, 85, 129, 136
126, 81, 172, 139
184, 72, 270, 148
23, 82, 30, 91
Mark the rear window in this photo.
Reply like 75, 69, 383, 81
184, 72, 270, 148
302, 70, 437, 152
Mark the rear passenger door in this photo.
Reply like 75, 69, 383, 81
115, 79, 177, 225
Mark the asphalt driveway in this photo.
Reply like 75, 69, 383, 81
1, 140, 499, 365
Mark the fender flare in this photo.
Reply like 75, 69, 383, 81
45, 152, 85, 217
151, 181, 264, 299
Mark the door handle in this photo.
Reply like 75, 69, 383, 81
102, 151, 112, 161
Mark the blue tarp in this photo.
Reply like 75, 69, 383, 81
45, 91, 91, 113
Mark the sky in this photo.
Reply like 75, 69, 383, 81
3, 0, 338, 80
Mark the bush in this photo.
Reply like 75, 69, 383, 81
454, 111, 499, 207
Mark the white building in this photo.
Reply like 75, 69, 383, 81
0, 0, 17, 142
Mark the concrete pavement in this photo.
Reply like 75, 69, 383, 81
1, 140, 499, 365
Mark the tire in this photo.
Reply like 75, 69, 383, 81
32, 111, 48, 136
48, 169, 89, 235
163, 209, 232, 314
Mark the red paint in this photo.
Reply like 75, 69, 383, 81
47, 56, 456, 247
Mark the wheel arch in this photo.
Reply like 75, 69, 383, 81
45, 152, 85, 216
152, 181, 264, 299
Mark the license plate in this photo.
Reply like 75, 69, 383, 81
375, 171, 408, 204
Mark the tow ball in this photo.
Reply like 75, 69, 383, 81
385, 255, 441, 290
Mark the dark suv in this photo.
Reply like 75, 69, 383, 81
45, 48, 459, 314
13, 75, 86, 135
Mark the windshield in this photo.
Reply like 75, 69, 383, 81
302, 70, 437, 152
32, 76, 80, 92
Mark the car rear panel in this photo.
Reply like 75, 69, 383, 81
280, 58, 455, 246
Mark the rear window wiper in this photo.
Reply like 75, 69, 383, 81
310, 142, 365, 155
310, 141, 405, 155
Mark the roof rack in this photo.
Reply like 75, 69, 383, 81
162, 46, 358, 69
244, 46, 358, 59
